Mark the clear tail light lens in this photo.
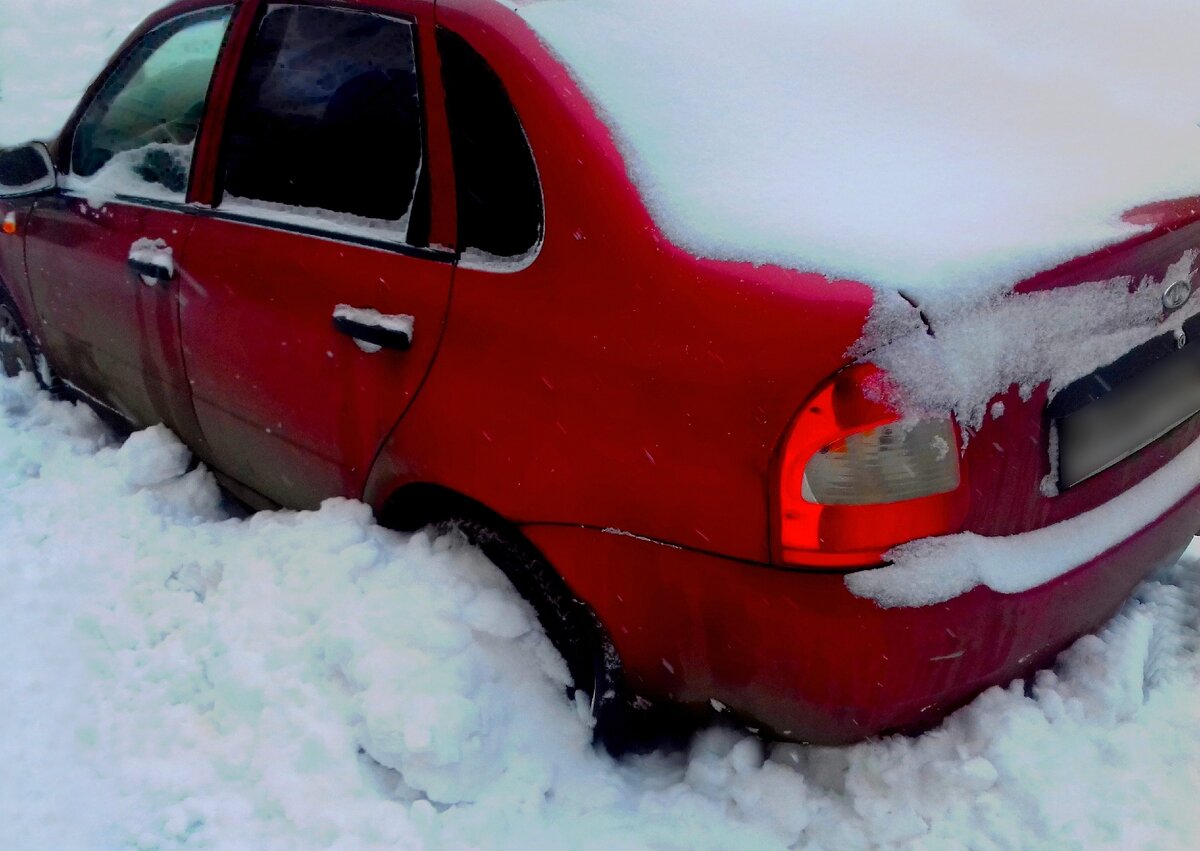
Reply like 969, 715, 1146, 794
775, 364, 969, 568
803, 419, 961, 505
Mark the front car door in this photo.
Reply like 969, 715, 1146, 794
25, 5, 234, 437
180, 0, 455, 507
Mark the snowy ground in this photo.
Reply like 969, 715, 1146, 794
3, 1, 1200, 848
1, 376, 1199, 850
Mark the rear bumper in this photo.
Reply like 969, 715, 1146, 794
523, 483, 1200, 743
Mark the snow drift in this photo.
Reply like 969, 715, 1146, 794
1, 374, 1199, 849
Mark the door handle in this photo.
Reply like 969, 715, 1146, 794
332, 304, 414, 352
128, 238, 176, 286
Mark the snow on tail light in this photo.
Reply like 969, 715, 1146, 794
775, 364, 969, 569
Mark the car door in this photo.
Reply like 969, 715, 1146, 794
24, 5, 233, 436
179, 0, 455, 507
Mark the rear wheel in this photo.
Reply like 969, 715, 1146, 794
383, 489, 692, 755
0, 303, 36, 379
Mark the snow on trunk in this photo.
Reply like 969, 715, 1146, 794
518, 0, 1200, 301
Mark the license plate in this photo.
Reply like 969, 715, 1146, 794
1058, 341, 1200, 489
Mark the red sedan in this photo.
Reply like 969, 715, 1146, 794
1, 0, 1197, 752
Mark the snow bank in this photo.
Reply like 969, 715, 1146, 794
518, 0, 1200, 303
2, 374, 1200, 849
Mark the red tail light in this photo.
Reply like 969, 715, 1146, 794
774, 364, 969, 568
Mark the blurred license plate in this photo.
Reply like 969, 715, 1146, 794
1058, 345, 1200, 489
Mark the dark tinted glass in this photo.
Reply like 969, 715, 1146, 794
222, 5, 424, 231
437, 28, 542, 260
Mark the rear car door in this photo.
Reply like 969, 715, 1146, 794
180, 1, 455, 507
24, 5, 233, 434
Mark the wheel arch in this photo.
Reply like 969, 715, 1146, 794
374, 480, 613, 691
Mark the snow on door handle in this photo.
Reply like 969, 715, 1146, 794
332, 304, 415, 354
128, 237, 176, 286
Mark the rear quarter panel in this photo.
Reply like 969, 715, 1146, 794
364, 0, 874, 562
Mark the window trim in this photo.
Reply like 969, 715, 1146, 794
63, 4, 237, 208
207, 2, 435, 253
196, 204, 456, 263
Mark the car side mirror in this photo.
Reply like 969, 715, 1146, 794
0, 142, 57, 198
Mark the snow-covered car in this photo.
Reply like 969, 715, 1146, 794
1, 0, 1198, 751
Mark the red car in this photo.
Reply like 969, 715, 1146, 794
1, 0, 1198, 752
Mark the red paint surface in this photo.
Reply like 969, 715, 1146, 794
526, 483, 1200, 742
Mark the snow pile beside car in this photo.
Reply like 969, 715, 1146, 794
519, 0, 1200, 303
1, 373, 1198, 850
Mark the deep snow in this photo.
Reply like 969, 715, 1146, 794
2, 376, 1200, 850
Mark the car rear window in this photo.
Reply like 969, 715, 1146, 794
437, 27, 542, 264
219, 4, 427, 243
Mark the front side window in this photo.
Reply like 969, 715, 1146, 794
437, 28, 543, 264
71, 7, 232, 199
219, 5, 426, 243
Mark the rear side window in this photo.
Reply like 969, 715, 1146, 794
220, 4, 427, 243
71, 7, 232, 199
437, 28, 543, 263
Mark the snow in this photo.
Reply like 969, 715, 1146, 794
4, 3, 1200, 847
856, 249, 1200, 430
64, 142, 194, 209
517, 0, 1200, 304
11, 1, 1200, 306
458, 245, 541, 273
0, 376, 1197, 850
332, 304, 415, 354
222, 195, 414, 247
128, 235, 175, 284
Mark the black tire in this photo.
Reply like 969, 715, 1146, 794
385, 492, 693, 756
0, 287, 48, 388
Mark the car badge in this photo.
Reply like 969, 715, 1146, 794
1163, 278, 1193, 313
